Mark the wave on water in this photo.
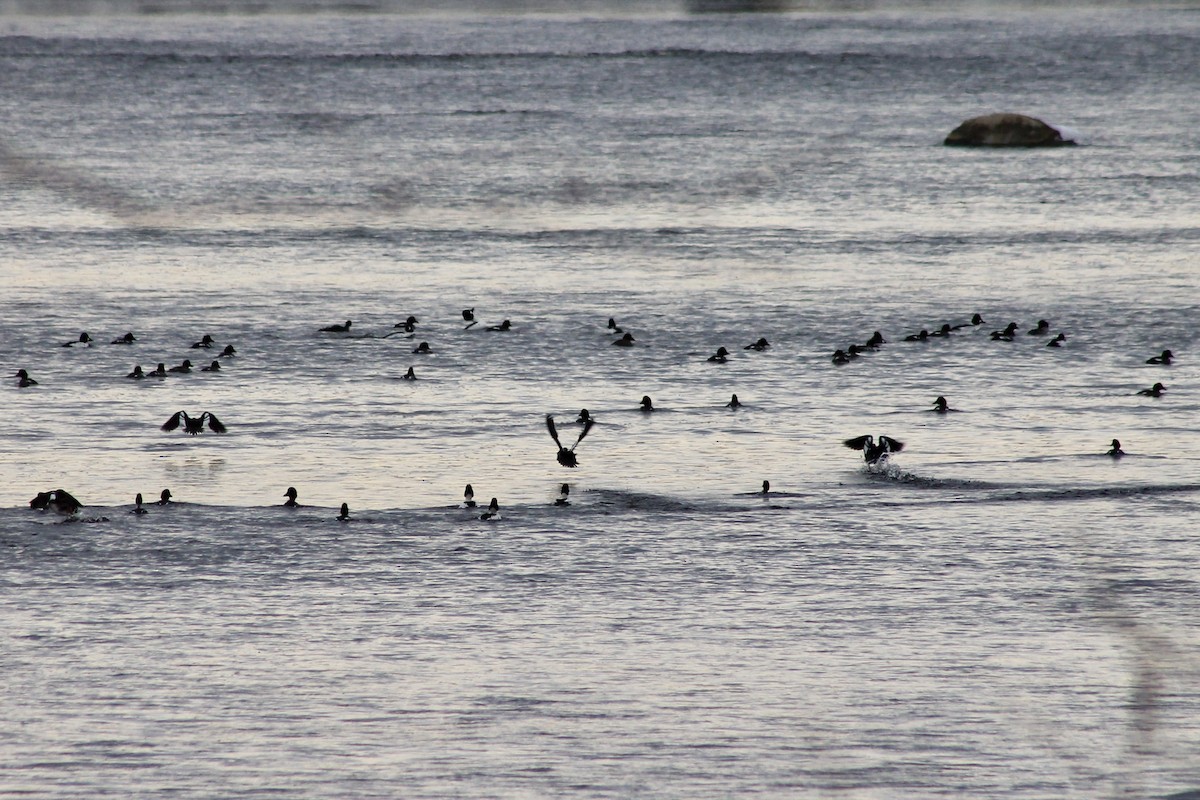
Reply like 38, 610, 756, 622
861, 462, 1200, 505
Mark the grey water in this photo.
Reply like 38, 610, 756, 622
3, 3, 1200, 797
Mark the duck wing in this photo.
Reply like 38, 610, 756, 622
545, 415, 564, 449
843, 435, 872, 451
161, 411, 187, 432
571, 418, 595, 451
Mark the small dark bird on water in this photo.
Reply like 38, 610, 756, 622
201, 360, 221, 372
576, 409, 591, 424
607, 317, 624, 334
951, 313, 985, 330
480, 497, 501, 521
904, 329, 929, 342
760, 480, 770, 495
156, 489, 173, 505
931, 396, 956, 413
640, 395, 654, 412
726, 394, 741, 409
930, 323, 953, 337
555, 483, 571, 506
462, 484, 476, 508
831, 349, 849, 365
1027, 320, 1050, 335
337, 503, 351, 521
1146, 349, 1174, 365
402, 366, 417, 380
394, 315, 419, 332
547, 414, 595, 468
191, 334, 215, 349
14, 369, 38, 387
1137, 382, 1166, 397
612, 332, 635, 347
131, 493, 148, 515
62, 332, 92, 347
283, 487, 301, 507
487, 319, 511, 332
744, 337, 770, 351
1107, 439, 1125, 458
219, 345, 237, 357
1046, 333, 1066, 348
161, 410, 227, 435
990, 322, 1019, 341
149, 363, 168, 377
127, 365, 145, 379
168, 359, 193, 373
707, 347, 729, 363
462, 308, 477, 329
320, 320, 352, 333
865, 331, 886, 347
111, 332, 136, 344
412, 341, 431, 354
843, 434, 905, 465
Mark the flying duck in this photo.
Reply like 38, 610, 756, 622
161, 410, 227, 435
843, 434, 905, 465
547, 414, 594, 468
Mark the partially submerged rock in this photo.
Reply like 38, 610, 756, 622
944, 113, 1075, 147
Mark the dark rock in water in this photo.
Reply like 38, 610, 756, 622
944, 113, 1074, 147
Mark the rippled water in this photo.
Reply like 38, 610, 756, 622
3, 4, 1200, 798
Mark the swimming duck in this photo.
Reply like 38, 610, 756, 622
607, 318, 624, 334
1146, 349, 1174, 365
191, 334, 215, 349
283, 487, 301, 507
931, 395, 956, 413
462, 308, 477, 330
904, 329, 929, 342
156, 489, 173, 505
831, 349, 849, 365
402, 367, 417, 380
127, 365, 145, 379
726, 394, 741, 409
480, 497, 501, 521
707, 347, 729, 363
990, 322, 1019, 341
161, 410, 227, 435
744, 337, 770, 351
486, 320, 512, 332
640, 395, 654, 412
14, 369, 38, 387
320, 320, 352, 333
462, 484, 477, 508
1027, 320, 1050, 336
547, 414, 595, 468
865, 331, 886, 348
412, 341, 432, 354
62, 332, 93, 347
337, 502, 351, 521
929, 323, 953, 337
760, 480, 770, 495
1046, 333, 1066, 348
149, 363, 168, 378
612, 333, 636, 347
555, 483, 571, 506
111, 332, 136, 344
394, 315, 419, 332
846, 344, 868, 358
952, 313, 985, 329
1107, 439, 1125, 458
1137, 382, 1166, 397
201, 360, 221, 372
576, 409, 591, 424
843, 434, 905, 465
131, 493, 148, 515
167, 359, 193, 373
219, 345, 237, 358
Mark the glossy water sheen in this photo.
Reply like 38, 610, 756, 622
2, 5, 1200, 798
